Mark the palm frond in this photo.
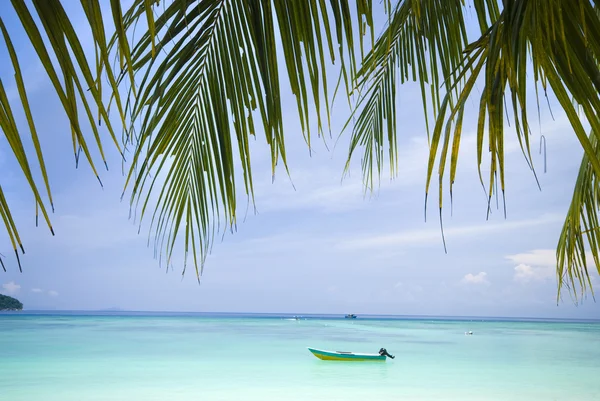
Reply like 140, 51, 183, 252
0, 185, 23, 271
0, 0, 143, 269
345, 0, 472, 191
116, 0, 369, 277
426, 0, 600, 297
0, 0, 367, 275
348, 0, 600, 297
557, 132, 600, 304
1, 0, 598, 302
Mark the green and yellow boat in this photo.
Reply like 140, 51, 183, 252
307, 347, 394, 361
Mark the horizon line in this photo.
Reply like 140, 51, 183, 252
6, 309, 600, 322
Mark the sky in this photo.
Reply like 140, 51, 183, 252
0, 2, 599, 319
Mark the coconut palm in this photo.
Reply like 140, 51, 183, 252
0, 0, 599, 302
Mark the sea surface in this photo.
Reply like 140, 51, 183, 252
1, 312, 599, 401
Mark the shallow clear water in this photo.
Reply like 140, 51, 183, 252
1, 313, 599, 400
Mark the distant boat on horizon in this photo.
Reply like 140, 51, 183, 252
345, 314, 357, 319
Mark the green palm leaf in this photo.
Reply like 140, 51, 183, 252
0, 0, 367, 277
429, 0, 600, 299
345, 0, 472, 192
557, 131, 600, 304
0, 0, 138, 270
347, 0, 600, 298
118, 0, 370, 277
0, 0, 599, 303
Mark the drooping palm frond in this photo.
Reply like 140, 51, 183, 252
430, 0, 600, 214
557, 131, 600, 304
1, 0, 599, 302
348, 0, 600, 297
114, 0, 371, 277
0, 0, 143, 269
0, 0, 370, 275
427, 0, 600, 295
345, 0, 475, 191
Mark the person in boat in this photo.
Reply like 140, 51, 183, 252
379, 348, 395, 359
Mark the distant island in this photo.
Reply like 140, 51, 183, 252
0, 294, 23, 311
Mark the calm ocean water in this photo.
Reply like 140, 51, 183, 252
1, 312, 599, 400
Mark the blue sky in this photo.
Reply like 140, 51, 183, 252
0, 2, 598, 319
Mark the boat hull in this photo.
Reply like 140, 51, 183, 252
307, 347, 386, 361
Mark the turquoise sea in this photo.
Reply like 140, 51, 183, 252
1, 312, 599, 401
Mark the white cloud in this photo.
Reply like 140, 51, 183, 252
30, 288, 60, 297
513, 263, 554, 283
461, 272, 490, 285
2, 281, 21, 295
506, 250, 556, 283
506, 249, 556, 267
336, 214, 562, 250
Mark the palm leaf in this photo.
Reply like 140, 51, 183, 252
347, 0, 600, 298
115, 0, 370, 278
1, 0, 598, 303
0, 0, 150, 270
430, 0, 600, 299
345, 0, 471, 192
557, 131, 600, 304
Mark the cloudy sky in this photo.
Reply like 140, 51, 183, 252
0, 3, 598, 319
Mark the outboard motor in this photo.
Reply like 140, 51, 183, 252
379, 348, 395, 359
